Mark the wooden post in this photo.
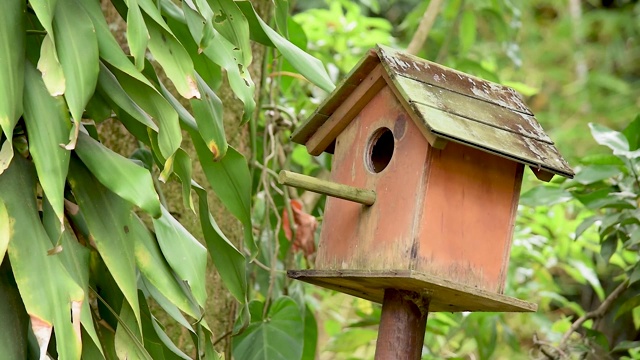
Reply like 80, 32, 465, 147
278, 170, 376, 206
374, 289, 430, 360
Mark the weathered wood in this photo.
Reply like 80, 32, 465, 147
278, 170, 376, 206
375, 289, 429, 360
287, 269, 537, 312
305, 64, 388, 156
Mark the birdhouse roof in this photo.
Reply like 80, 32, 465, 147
291, 45, 574, 180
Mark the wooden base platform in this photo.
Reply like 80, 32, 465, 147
288, 269, 536, 312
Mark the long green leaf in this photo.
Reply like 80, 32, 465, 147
140, 295, 191, 360
97, 62, 157, 131
181, 4, 255, 123
125, 0, 149, 71
75, 131, 161, 218
115, 299, 153, 360
0, 259, 29, 359
238, 1, 335, 93
53, 0, 99, 148
1, 156, 83, 360
141, 278, 198, 332
209, 0, 252, 67
23, 61, 71, 228
152, 206, 208, 308
29, 0, 57, 35
41, 197, 104, 358
191, 138, 255, 256
0, 199, 8, 265
191, 75, 227, 160
0, 0, 25, 173
37, 34, 65, 96
68, 157, 141, 329
131, 215, 200, 319
173, 149, 195, 212
145, 16, 200, 99
193, 183, 247, 303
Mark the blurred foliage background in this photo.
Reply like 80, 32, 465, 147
248, 0, 640, 359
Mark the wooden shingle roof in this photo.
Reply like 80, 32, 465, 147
291, 45, 574, 180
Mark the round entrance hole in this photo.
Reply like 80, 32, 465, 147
366, 127, 395, 173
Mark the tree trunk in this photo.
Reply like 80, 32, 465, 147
99, 1, 272, 357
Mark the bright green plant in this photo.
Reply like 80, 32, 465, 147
0, 0, 334, 358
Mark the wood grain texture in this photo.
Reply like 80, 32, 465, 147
305, 64, 388, 155
278, 170, 376, 205
288, 269, 537, 312
375, 289, 429, 360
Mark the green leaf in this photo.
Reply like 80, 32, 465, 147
144, 15, 199, 99
191, 140, 255, 256
209, 0, 253, 67
132, 214, 200, 320
574, 215, 601, 240
140, 295, 191, 360
573, 164, 621, 184
623, 114, 640, 151
125, 0, 149, 71
0, 260, 29, 359
0, 0, 25, 174
41, 197, 105, 358
616, 295, 640, 320
459, 11, 477, 54
1, 156, 83, 359
75, 131, 161, 218
630, 264, 640, 286
589, 123, 629, 154
115, 299, 153, 360
233, 297, 304, 360
326, 328, 378, 352
181, 4, 256, 123
612, 340, 640, 353
23, 61, 71, 229
68, 157, 141, 329
238, 1, 335, 93
569, 260, 605, 301
302, 305, 318, 360
191, 75, 227, 160
520, 186, 572, 207
274, 0, 289, 37
152, 206, 208, 308
600, 234, 617, 263
53, 0, 99, 148
36, 34, 66, 96
0, 199, 8, 265
141, 278, 198, 332
193, 183, 247, 303
97, 62, 157, 131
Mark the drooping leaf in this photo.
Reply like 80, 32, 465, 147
0, 259, 29, 359
172, 149, 195, 212
96, 62, 158, 131
274, 0, 289, 37
68, 157, 141, 328
233, 297, 304, 360
181, 4, 256, 123
1, 156, 83, 360
238, 1, 335, 93
573, 164, 621, 185
520, 186, 572, 207
125, 0, 149, 71
37, 34, 66, 96
131, 214, 200, 319
209, 0, 252, 67
75, 131, 161, 218
152, 206, 208, 308
193, 183, 247, 303
190, 75, 227, 160
41, 197, 104, 358
23, 61, 71, 229
623, 114, 640, 151
140, 278, 197, 332
53, 0, 99, 148
115, 299, 153, 360
0, 198, 7, 265
0, 0, 25, 174
140, 295, 191, 360
191, 139, 255, 256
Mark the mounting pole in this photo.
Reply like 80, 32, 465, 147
374, 289, 430, 360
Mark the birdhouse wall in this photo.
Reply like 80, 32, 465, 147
316, 85, 430, 271
315, 82, 524, 294
413, 143, 524, 293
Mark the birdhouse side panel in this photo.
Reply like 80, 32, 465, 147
414, 143, 523, 293
316, 86, 430, 271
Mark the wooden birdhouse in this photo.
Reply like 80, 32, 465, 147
281, 45, 573, 314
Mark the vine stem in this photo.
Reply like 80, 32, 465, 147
559, 279, 629, 348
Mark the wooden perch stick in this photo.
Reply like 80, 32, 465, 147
278, 170, 376, 206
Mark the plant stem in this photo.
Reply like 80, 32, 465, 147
407, 0, 446, 55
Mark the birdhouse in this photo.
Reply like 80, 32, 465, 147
282, 45, 573, 313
